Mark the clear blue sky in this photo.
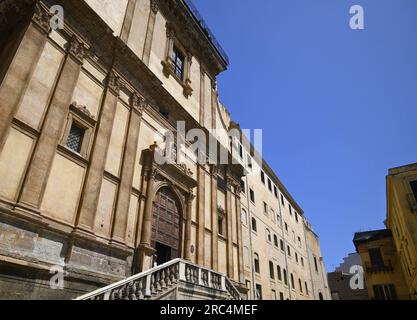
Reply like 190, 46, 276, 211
193, 0, 417, 270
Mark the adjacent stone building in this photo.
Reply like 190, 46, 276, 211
328, 253, 368, 300
0, 0, 330, 300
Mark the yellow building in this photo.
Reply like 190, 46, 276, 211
386, 163, 417, 298
353, 163, 417, 300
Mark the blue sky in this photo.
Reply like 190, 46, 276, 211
192, 0, 417, 270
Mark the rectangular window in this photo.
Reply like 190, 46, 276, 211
273, 235, 278, 247
281, 194, 285, 206
271, 209, 275, 222
66, 123, 85, 153
255, 284, 263, 300
285, 222, 288, 233
218, 215, 226, 237
240, 180, 246, 193
373, 284, 398, 300
261, 171, 265, 184
263, 202, 268, 215
268, 179, 272, 191
247, 154, 253, 169
369, 248, 384, 267
271, 289, 277, 300
171, 46, 185, 80
295, 212, 299, 223
250, 189, 255, 203
314, 257, 319, 272
254, 254, 260, 274
274, 186, 278, 198
298, 236, 302, 247
289, 204, 292, 216
280, 292, 284, 300
280, 239, 285, 251
295, 252, 299, 263
305, 282, 309, 295
269, 261, 275, 279
287, 246, 291, 257
251, 217, 257, 233
283, 269, 288, 286
411, 180, 417, 202
301, 257, 304, 267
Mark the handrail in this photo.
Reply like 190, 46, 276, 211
75, 259, 242, 300
75, 258, 182, 300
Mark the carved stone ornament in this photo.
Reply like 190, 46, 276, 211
132, 93, 146, 114
107, 71, 121, 94
65, 36, 86, 63
32, 3, 51, 34
70, 102, 95, 121
150, 0, 159, 14
178, 163, 193, 177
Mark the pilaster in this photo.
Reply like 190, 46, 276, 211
18, 35, 86, 210
75, 70, 121, 231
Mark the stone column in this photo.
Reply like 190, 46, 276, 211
142, 0, 159, 65
210, 165, 218, 270
18, 36, 86, 210
0, 5, 50, 152
111, 94, 145, 244
196, 165, 205, 265
226, 175, 234, 279
235, 185, 245, 284
184, 192, 195, 261
137, 167, 157, 271
75, 71, 120, 231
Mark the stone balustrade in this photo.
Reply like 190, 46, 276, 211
76, 259, 241, 301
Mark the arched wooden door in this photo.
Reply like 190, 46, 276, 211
151, 187, 181, 266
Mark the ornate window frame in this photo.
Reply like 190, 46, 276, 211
161, 24, 193, 98
59, 102, 96, 160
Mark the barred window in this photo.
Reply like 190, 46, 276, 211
172, 47, 185, 80
66, 123, 84, 153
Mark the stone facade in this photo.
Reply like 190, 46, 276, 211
328, 253, 368, 300
0, 0, 329, 300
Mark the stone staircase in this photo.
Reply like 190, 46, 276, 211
75, 259, 242, 301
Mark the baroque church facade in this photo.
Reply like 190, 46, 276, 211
0, 0, 330, 300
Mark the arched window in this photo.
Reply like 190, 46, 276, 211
266, 228, 271, 242
319, 292, 324, 300
254, 253, 260, 274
